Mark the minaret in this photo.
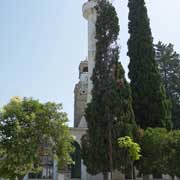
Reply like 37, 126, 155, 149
82, 0, 97, 103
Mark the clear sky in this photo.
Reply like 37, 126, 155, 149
0, 0, 180, 127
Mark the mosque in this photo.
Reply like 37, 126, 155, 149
24, 0, 173, 180
62, 0, 124, 179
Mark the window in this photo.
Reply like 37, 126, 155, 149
83, 67, 88, 73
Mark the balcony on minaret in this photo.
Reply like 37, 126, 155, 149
82, 0, 97, 20
79, 60, 88, 83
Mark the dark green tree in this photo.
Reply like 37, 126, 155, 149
155, 42, 180, 129
165, 130, 180, 179
0, 97, 74, 180
139, 128, 168, 178
127, 0, 172, 129
81, 1, 136, 180
139, 128, 180, 179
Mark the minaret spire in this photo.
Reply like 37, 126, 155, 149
82, 0, 97, 102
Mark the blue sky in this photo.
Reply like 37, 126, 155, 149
0, 0, 180, 127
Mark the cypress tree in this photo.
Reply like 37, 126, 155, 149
81, 1, 136, 179
127, 0, 172, 129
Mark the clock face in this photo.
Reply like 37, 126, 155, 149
80, 86, 87, 94
80, 89, 86, 95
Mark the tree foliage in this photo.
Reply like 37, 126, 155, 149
118, 136, 141, 180
127, 0, 172, 129
118, 136, 141, 162
139, 128, 168, 177
139, 128, 180, 178
81, 0, 136, 178
165, 130, 180, 178
0, 97, 74, 180
155, 42, 180, 129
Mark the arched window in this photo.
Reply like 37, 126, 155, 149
71, 141, 81, 178
83, 66, 88, 73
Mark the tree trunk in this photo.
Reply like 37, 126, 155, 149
108, 128, 113, 180
131, 162, 133, 180
18, 175, 25, 180
103, 172, 109, 180
171, 175, 175, 180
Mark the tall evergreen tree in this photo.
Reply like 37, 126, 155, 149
155, 42, 180, 129
127, 0, 172, 129
81, 1, 136, 180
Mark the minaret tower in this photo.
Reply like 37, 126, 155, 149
82, 0, 97, 103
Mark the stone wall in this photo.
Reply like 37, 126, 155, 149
74, 82, 88, 127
